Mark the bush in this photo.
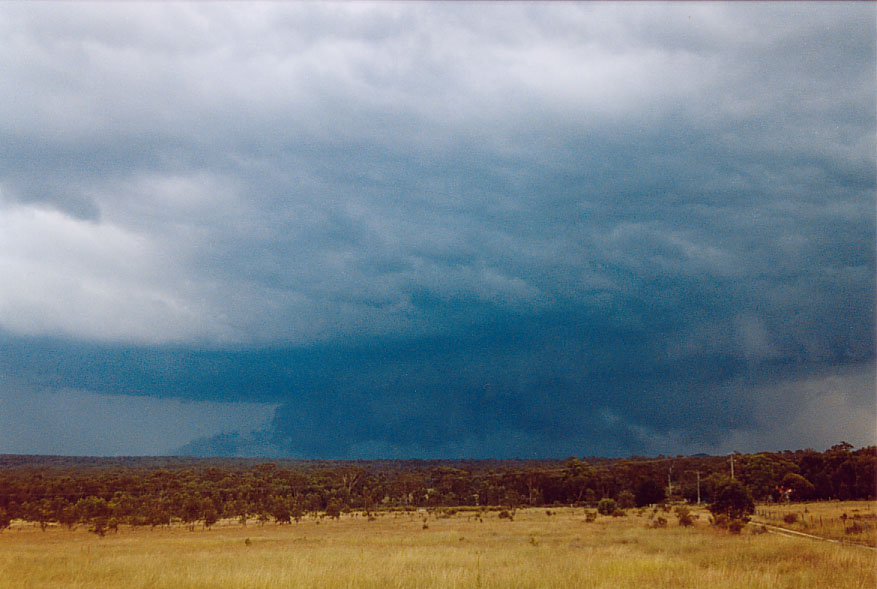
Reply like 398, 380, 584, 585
498, 510, 513, 520
845, 521, 864, 535
650, 516, 667, 528
597, 498, 617, 516
675, 506, 694, 527
712, 514, 747, 534
783, 513, 798, 524
584, 511, 597, 522
751, 524, 768, 535
89, 516, 108, 537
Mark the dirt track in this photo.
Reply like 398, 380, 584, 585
748, 521, 877, 551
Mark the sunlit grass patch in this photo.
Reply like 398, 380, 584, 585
0, 504, 873, 588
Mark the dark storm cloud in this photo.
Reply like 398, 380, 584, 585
0, 3, 873, 456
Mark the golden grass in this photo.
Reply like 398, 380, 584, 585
1, 505, 874, 588
753, 500, 877, 547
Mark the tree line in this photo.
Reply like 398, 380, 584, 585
0, 443, 872, 533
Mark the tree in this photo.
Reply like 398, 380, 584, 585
562, 458, 594, 504
739, 453, 796, 501
708, 478, 754, 521
290, 501, 304, 523
634, 479, 666, 507
325, 499, 342, 519
0, 508, 10, 532
202, 498, 220, 529
617, 490, 635, 509
270, 496, 291, 524
181, 495, 202, 530
781, 473, 815, 501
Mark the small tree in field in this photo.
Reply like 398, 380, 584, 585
597, 498, 617, 516
0, 508, 10, 532
708, 478, 754, 527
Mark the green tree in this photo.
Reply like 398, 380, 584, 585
290, 501, 304, 523
739, 453, 796, 501
708, 478, 754, 521
202, 498, 220, 529
562, 458, 594, 504
781, 473, 815, 501
270, 496, 291, 524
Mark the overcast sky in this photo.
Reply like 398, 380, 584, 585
0, 3, 873, 458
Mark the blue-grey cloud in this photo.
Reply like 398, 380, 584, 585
0, 3, 873, 457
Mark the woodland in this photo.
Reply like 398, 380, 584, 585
0, 443, 872, 534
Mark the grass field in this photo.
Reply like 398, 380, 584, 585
753, 500, 877, 547
1, 504, 874, 588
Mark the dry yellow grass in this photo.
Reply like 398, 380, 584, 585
0, 505, 874, 588
753, 500, 877, 547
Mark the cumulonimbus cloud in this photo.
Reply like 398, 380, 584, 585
0, 3, 873, 456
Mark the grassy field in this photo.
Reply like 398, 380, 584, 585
0, 504, 874, 588
753, 500, 877, 547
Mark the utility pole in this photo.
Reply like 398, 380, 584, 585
730, 454, 735, 480
696, 471, 701, 505
667, 465, 673, 497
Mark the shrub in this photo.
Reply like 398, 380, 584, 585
597, 498, 617, 516
845, 521, 864, 535
783, 513, 798, 524
712, 514, 747, 534
498, 510, 513, 520
89, 516, 107, 537
584, 511, 597, 522
675, 506, 694, 527
650, 516, 667, 528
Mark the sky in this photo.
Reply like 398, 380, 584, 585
0, 3, 874, 459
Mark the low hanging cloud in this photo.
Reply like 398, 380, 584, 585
0, 3, 873, 457
0, 378, 277, 456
